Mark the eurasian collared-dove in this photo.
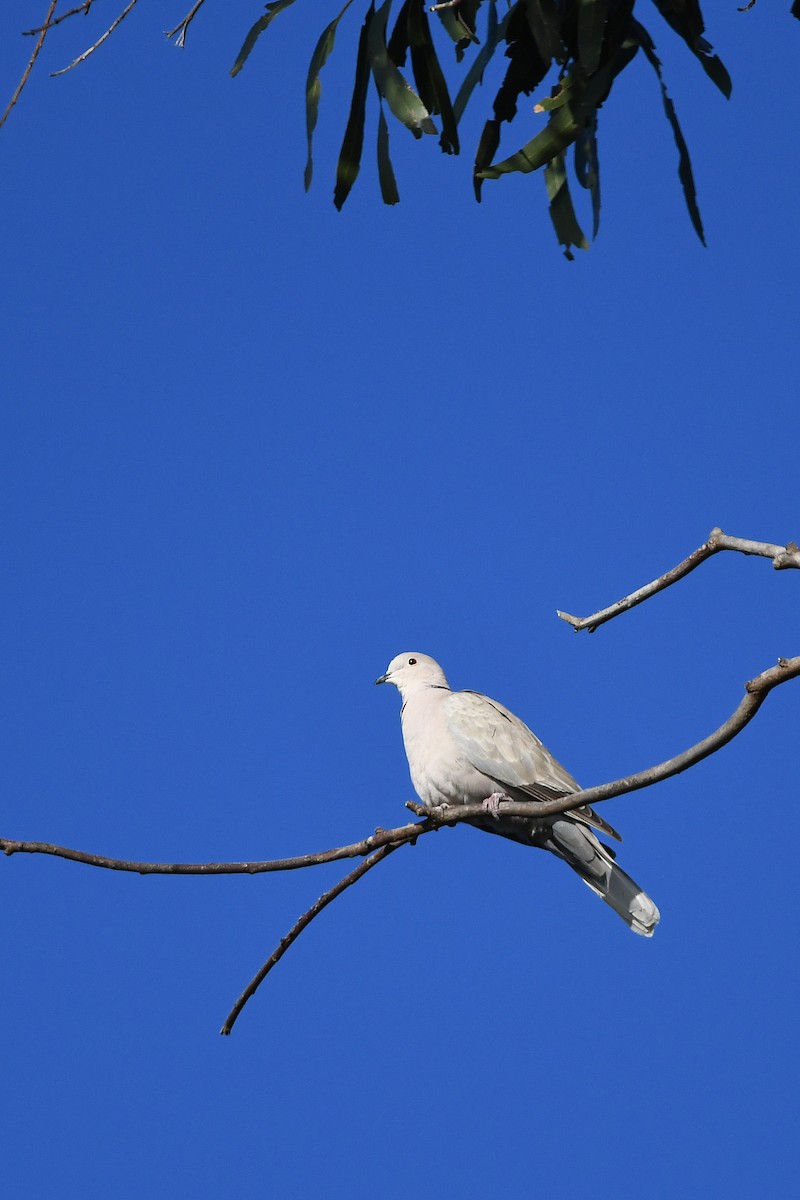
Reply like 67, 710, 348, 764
376, 652, 660, 937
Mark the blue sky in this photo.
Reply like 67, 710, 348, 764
2, 4, 799, 1198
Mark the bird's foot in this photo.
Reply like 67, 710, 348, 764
481, 792, 508, 820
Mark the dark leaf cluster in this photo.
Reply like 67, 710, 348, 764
231, 0, 743, 254
9, 3, 798, 253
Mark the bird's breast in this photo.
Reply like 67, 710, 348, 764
401, 695, 492, 808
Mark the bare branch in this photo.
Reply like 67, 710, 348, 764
220, 653, 800, 1031
220, 843, 398, 1035
0, 819, 432, 873
408, 655, 800, 824
0, 0, 58, 131
557, 527, 800, 633
3, 655, 799, 878
23, 2, 95, 37
3, 651, 798, 1031
165, 0, 208, 48
50, 0, 140, 77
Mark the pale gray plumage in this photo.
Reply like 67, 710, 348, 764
376, 652, 659, 937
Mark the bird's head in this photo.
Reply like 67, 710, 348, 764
375, 652, 450, 696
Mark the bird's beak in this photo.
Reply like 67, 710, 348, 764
375, 672, 390, 685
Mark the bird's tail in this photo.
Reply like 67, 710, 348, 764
547, 817, 660, 937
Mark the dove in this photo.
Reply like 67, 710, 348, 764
376, 652, 659, 936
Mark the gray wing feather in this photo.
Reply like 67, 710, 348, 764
446, 690, 622, 842
446, 691, 581, 793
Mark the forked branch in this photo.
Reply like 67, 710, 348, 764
557, 527, 800, 633
2, 533, 797, 1033
220, 844, 399, 1035
5, 654, 798, 885
165, 0, 209, 48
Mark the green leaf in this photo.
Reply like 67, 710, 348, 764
473, 118, 500, 201
387, 0, 413, 66
649, 0, 732, 98
488, 4, 549, 129
633, 20, 705, 244
534, 81, 575, 113
452, 1, 514, 124
577, 0, 608, 74
793, 1, 800, 20
334, 5, 374, 210
368, 0, 437, 139
544, 153, 589, 259
231, 0, 301, 78
377, 101, 401, 203
478, 39, 637, 180
523, 0, 564, 64
434, 6, 479, 61
574, 111, 601, 238
408, 0, 459, 154
304, 0, 356, 192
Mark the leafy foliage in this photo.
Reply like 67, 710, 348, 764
231, 0, 746, 253
9, 2, 800, 254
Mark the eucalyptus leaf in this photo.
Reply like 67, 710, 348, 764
544, 153, 589, 259
453, 1, 514, 124
434, 6, 479, 60
479, 40, 636, 180
334, 5, 374, 210
408, 0, 459, 153
231, 0, 301, 78
578, 0, 608, 74
305, 0, 356, 192
649, 0, 731, 97
368, 0, 437, 138
633, 20, 705, 243
574, 112, 601, 238
473, 118, 500, 200
387, 0, 413, 66
377, 101, 401, 203
633, 21, 705, 242
523, 0, 564, 63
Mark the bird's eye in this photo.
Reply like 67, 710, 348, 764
408, 658, 417, 665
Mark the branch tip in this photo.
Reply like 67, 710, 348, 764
559, 529, 799, 632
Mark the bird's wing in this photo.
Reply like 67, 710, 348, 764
446, 690, 621, 842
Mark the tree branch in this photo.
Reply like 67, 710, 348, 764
3, 655, 798, 879
220, 843, 399, 1035
23, 2, 95, 37
165, 0, 208, 48
0, 820, 433, 873
557, 527, 800, 633
218, 652, 800, 1032
50, 0, 140, 77
407, 655, 800, 823
0, 0, 58, 131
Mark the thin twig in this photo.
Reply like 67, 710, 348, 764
165, 0, 208, 48
220, 844, 398, 1035
0, 819, 433, 873
50, 0, 140, 76
0, 0, 58, 131
557, 527, 800, 633
23, 1, 94, 36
